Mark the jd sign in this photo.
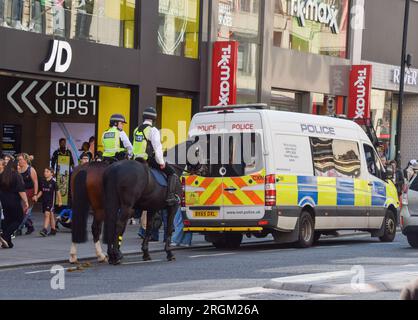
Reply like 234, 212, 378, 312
290, 0, 340, 34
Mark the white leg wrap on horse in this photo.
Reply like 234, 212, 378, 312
69, 243, 78, 263
95, 241, 107, 262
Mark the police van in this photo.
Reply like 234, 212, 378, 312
181, 104, 399, 249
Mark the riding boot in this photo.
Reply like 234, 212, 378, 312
166, 174, 179, 206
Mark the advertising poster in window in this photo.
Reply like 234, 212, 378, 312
56, 155, 70, 206
1, 124, 22, 156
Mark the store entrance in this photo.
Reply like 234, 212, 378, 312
0, 74, 133, 204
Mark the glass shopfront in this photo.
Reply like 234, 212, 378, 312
218, 0, 261, 103
0, 0, 137, 48
158, 0, 200, 59
273, 0, 349, 58
370, 89, 398, 160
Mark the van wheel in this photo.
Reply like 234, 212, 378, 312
407, 233, 418, 248
295, 211, 315, 248
212, 234, 243, 249
379, 210, 396, 242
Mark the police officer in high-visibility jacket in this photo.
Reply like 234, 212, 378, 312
133, 107, 178, 206
102, 114, 133, 162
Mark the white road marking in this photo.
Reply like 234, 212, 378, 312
26, 267, 71, 275
159, 287, 276, 300
189, 252, 235, 259
122, 259, 162, 265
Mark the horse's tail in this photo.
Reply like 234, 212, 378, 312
103, 169, 120, 245
71, 169, 89, 243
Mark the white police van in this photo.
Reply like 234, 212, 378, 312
181, 104, 399, 249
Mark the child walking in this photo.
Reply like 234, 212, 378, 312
35, 168, 62, 237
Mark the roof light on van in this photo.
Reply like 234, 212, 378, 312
203, 103, 268, 111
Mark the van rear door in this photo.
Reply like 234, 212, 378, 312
185, 115, 226, 222
220, 112, 265, 220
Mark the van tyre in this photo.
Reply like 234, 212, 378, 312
379, 210, 396, 242
295, 211, 315, 248
212, 234, 243, 249
407, 233, 418, 248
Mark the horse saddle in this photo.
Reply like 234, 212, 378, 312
150, 168, 168, 187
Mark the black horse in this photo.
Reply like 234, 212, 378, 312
104, 141, 200, 265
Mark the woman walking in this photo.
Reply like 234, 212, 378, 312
0, 160, 29, 248
17, 153, 38, 235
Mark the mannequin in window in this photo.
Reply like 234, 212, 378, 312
75, 0, 94, 41
0, 0, 5, 26
11, 0, 25, 29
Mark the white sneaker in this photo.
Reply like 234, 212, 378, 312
179, 243, 191, 247
1, 21, 11, 28
170, 242, 179, 247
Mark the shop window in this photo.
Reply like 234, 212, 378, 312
158, 0, 200, 59
271, 89, 303, 112
0, 0, 137, 49
273, 0, 349, 58
370, 89, 398, 160
218, 0, 261, 103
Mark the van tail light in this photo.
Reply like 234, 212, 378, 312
181, 177, 186, 208
265, 174, 276, 207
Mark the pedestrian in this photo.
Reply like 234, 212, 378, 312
171, 207, 192, 247
17, 153, 38, 235
79, 152, 91, 165
50, 138, 75, 173
35, 167, 62, 237
404, 159, 418, 182
0, 160, 29, 249
0, 159, 4, 233
79, 141, 93, 162
138, 210, 164, 242
88, 136, 95, 156
2, 154, 15, 166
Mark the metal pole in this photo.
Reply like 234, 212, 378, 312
396, 0, 410, 165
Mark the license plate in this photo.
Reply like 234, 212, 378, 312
192, 210, 219, 218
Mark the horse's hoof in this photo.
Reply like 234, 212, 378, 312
143, 256, 151, 261
167, 256, 176, 262
98, 255, 108, 263
69, 259, 79, 265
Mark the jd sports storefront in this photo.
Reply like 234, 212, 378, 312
0, 29, 140, 176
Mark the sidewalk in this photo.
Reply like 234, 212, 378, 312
265, 265, 418, 295
0, 211, 210, 269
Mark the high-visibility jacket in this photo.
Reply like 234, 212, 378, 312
102, 127, 125, 157
133, 124, 153, 160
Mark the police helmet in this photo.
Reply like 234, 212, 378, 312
110, 114, 127, 126
143, 107, 157, 120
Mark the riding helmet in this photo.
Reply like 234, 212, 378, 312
110, 114, 127, 126
143, 107, 158, 120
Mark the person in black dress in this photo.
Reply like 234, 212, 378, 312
0, 160, 29, 249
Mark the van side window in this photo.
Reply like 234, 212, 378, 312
310, 138, 335, 177
363, 144, 383, 179
332, 140, 361, 178
310, 138, 361, 178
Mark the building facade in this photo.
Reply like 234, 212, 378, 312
1, 0, 417, 170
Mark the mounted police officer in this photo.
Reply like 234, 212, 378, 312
133, 107, 178, 206
102, 114, 133, 163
